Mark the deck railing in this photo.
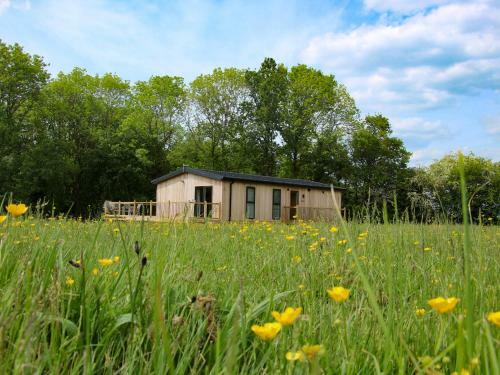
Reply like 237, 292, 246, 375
103, 201, 221, 221
156, 201, 222, 220
283, 205, 344, 221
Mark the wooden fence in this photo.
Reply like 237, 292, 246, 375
103, 201, 221, 221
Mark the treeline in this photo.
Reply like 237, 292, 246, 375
1, 40, 498, 221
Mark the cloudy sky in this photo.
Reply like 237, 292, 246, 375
1, 0, 498, 165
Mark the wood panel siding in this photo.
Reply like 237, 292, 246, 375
221, 181, 341, 221
156, 173, 223, 218
155, 172, 341, 221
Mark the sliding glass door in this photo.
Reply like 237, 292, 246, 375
194, 186, 213, 217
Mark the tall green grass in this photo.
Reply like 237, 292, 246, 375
0, 210, 498, 373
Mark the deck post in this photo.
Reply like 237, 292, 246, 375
118, 201, 121, 216
204, 201, 207, 219
150, 201, 153, 217
133, 200, 136, 217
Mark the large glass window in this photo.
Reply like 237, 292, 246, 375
246, 187, 255, 219
272, 189, 281, 220
194, 186, 212, 217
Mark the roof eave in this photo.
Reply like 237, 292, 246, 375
151, 167, 224, 185
152, 167, 346, 191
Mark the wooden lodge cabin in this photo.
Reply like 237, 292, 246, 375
104, 166, 344, 222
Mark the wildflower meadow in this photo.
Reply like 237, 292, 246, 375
0, 202, 498, 374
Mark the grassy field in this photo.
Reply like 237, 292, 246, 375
0, 215, 498, 374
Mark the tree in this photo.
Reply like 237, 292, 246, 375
279, 65, 322, 178
189, 68, 248, 170
244, 58, 288, 176
348, 114, 411, 214
409, 153, 500, 222
0, 40, 49, 194
304, 127, 350, 185
122, 75, 188, 180
280, 64, 359, 179
18, 69, 134, 214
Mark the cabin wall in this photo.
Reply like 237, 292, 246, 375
221, 181, 342, 221
156, 173, 342, 221
156, 173, 223, 218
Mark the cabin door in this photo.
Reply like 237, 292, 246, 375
290, 190, 299, 219
194, 186, 213, 217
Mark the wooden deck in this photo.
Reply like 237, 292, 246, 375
103, 201, 222, 221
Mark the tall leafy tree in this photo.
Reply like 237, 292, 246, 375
244, 58, 288, 176
0, 40, 49, 193
280, 65, 359, 178
348, 114, 411, 213
304, 127, 350, 185
20, 69, 131, 213
122, 75, 188, 179
189, 68, 248, 170
279, 65, 322, 178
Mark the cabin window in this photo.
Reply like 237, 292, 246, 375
246, 187, 255, 219
194, 186, 212, 217
272, 189, 281, 220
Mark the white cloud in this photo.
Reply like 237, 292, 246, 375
410, 145, 447, 165
0, 0, 11, 14
392, 117, 450, 140
301, 0, 500, 112
0, 0, 31, 14
484, 116, 500, 135
364, 0, 457, 13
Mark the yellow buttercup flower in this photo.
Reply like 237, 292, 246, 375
6, 203, 28, 217
416, 308, 426, 317
428, 297, 459, 314
301, 344, 324, 360
327, 287, 350, 302
251, 322, 282, 341
272, 307, 302, 326
286, 351, 305, 361
98, 258, 114, 267
329, 226, 338, 233
92, 268, 99, 276
285, 235, 295, 241
338, 239, 347, 245
487, 311, 500, 327
0, 215, 6, 224
292, 255, 302, 263
65, 276, 75, 286
424, 247, 432, 252
113, 256, 120, 263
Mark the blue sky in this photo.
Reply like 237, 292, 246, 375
1, 0, 498, 165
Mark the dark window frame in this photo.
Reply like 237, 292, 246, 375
246, 186, 256, 219
272, 189, 281, 220
194, 186, 213, 218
